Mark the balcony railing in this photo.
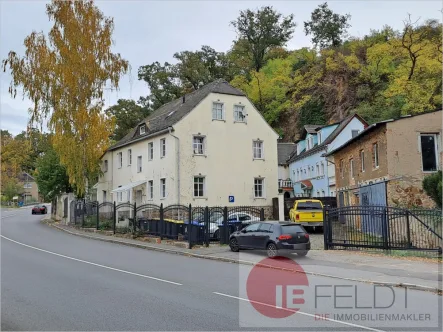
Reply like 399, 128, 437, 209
278, 179, 293, 189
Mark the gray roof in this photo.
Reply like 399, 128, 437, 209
108, 79, 245, 151
287, 114, 367, 164
304, 125, 322, 134
277, 143, 296, 165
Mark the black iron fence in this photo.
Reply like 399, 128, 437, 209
324, 205, 442, 255
70, 201, 265, 248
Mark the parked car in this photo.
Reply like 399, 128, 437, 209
289, 199, 324, 230
209, 212, 260, 239
229, 221, 310, 258
32, 204, 47, 214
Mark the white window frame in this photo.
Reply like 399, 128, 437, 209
373, 143, 379, 169
360, 150, 365, 172
103, 160, 108, 173
321, 162, 325, 176
419, 134, 439, 172
137, 156, 142, 173
160, 178, 166, 198
117, 152, 122, 169
254, 177, 265, 198
127, 149, 132, 166
117, 191, 122, 202
340, 159, 344, 179
212, 102, 224, 121
321, 190, 325, 197
316, 164, 320, 176
140, 124, 146, 135
193, 176, 205, 198
160, 138, 166, 158
253, 140, 264, 159
148, 142, 154, 161
193, 136, 205, 155
318, 131, 322, 144
350, 158, 354, 179
233, 104, 246, 123
103, 190, 107, 202
148, 180, 153, 200
296, 170, 299, 181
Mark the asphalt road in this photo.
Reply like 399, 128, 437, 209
1, 207, 441, 331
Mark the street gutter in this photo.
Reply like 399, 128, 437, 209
42, 219, 442, 295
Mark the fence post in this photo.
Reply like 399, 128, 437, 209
159, 203, 164, 240
204, 206, 209, 247
133, 202, 137, 236
406, 210, 411, 247
188, 204, 193, 249
323, 208, 329, 250
260, 208, 265, 221
113, 201, 116, 235
96, 202, 99, 230
383, 207, 389, 250
82, 198, 85, 227
222, 206, 228, 245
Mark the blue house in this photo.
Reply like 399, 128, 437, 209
287, 114, 367, 198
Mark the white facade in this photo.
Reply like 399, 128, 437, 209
96, 92, 279, 207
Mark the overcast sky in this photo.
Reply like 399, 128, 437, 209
1, 0, 441, 135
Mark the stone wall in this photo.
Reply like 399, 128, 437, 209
387, 178, 436, 208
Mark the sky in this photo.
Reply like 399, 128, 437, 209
0, 0, 442, 135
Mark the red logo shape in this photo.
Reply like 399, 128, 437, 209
246, 256, 309, 319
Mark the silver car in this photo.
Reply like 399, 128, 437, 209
209, 212, 260, 239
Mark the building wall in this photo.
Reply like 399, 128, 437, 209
333, 125, 388, 190
174, 92, 279, 206
278, 165, 290, 180
327, 117, 366, 152
386, 111, 442, 208
20, 180, 40, 202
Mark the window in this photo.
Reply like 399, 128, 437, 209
254, 178, 264, 198
103, 160, 108, 172
307, 137, 311, 150
318, 131, 322, 144
350, 158, 354, 179
352, 130, 359, 138
140, 124, 146, 135
127, 149, 132, 166
321, 190, 325, 197
321, 162, 325, 176
253, 140, 264, 159
316, 164, 320, 176
148, 180, 153, 200
160, 138, 166, 158
340, 159, 344, 179
117, 192, 122, 202
360, 150, 365, 172
233, 105, 246, 122
117, 152, 122, 168
194, 176, 205, 197
296, 170, 299, 181
160, 178, 166, 198
420, 134, 438, 172
212, 102, 224, 120
148, 142, 154, 161
316, 191, 319, 197
258, 223, 273, 233
193, 136, 205, 155
23, 183, 32, 188
103, 190, 107, 202
137, 156, 142, 173
244, 223, 260, 233
372, 143, 379, 168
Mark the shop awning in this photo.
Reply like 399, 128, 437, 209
111, 180, 147, 193
300, 180, 313, 190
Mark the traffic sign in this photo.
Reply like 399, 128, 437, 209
229, 195, 235, 203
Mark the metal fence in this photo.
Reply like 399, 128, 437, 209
324, 205, 442, 255
70, 200, 265, 248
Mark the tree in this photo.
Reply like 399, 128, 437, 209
1, 177, 22, 201
304, 2, 351, 49
105, 99, 150, 141
3, 0, 129, 196
1, 135, 31, 178
35, 147, 72, 201
230, 6, 296, 71
423, 171, 442, 207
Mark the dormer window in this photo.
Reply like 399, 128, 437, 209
318, 131, 322, 144
140, 124, 146, 135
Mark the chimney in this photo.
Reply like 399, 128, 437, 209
182, 95, 185, 103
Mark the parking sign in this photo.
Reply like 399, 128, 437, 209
229, 195, 234, 203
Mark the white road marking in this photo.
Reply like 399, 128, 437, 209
213, 291, 387, 332
1, 234, 183, 286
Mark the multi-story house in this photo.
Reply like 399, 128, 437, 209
287, 114, 367, 198
95, 79, 279, 208
18, 172, 40, 203
325, 110, 442, 208
277, 141, 296, 198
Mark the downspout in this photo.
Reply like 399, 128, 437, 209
168, 127, 180, 206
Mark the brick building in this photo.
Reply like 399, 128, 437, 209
325, 110, 442, 208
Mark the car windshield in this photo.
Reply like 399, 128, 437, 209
297, 202, 322, 210
281, 225, 305, 234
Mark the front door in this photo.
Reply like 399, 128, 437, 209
135, 190, 142, 206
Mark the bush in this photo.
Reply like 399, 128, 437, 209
423, 171, 442, 207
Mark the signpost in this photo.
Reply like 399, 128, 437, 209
229, 196, 234, 203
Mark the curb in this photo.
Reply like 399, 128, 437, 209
44, 220, 442, 295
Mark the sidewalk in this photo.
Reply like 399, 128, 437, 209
44, 220, 442, 293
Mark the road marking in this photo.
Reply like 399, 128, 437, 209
0, 234, 183, 286
213, 292, 386, 332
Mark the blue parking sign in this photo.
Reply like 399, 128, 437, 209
229, 196, 235, 203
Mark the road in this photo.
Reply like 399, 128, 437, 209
1, 207, 441, 331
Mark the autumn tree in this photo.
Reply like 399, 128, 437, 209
230, 6, 296, 71
3, 0, 128, 196
105, 99, 150, 141
304, 2, 351, 49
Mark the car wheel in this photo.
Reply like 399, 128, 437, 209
213, 229, 220, 240
297, 251, 308, 257
229, 238, 239, 252
267, 242, 278, 258
32, 211, 35, 215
